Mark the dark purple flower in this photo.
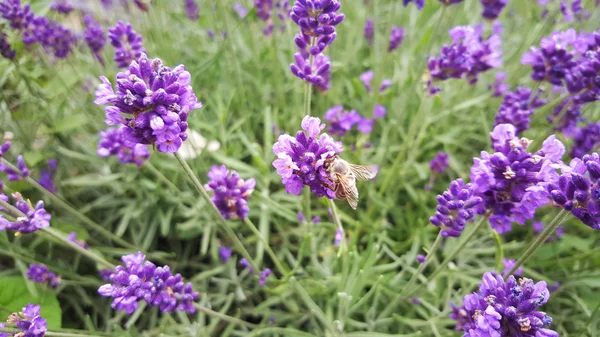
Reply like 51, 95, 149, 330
547, 153, 600, 230
27, 264, 61, 288
233, 2, 248, 18
290, 52, 331, 91
323, 106, 362, 137
416, 254, 426, 263
364, 19, 374, 46
430, 178, 482, 238
272, 116, 342, 198
39, 159, 57, 193
51, 0, 73, 13
16, 155, 29, 177
98, 252, 199, 314
219, 246, 231, 263
97, 128, 150, 166
0, 0, 34, 31
205, 165, 255, 220
31, 16, 76, 58
133, 0, 150, 11
83, 15, 106, 66
402, 0, 424, 10
481, 0, 508, 20
239, 258, 254, 273
184, 0, 199, 21
430, 152, 449, 174
471, 124, 565, 233
290, 0, 344, 56
501, 258, 522, 277
258, 268, 271, 286
95, 54, 202, 153
388, 25, 404, 52
489, 71, 509, 97
108, 21, 145, 68
495, 87, 546, 135
359, 70, 392, 93
0, 33, 15, 60
570, 122, 600, 159
6, 304, 47, 337
67, 232, 89, 249
0, 192, 51, 234
451, 272, 557, 337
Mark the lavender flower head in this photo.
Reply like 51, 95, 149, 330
0, 33, 16, 60
402, 0, 424, 10
502, 258, 523, 277
272, 116, 342, 198
430, 152, 449, 174
360, 70, 392, 93
185, 0, 199, 21
27, 264, 61, 288
254, 0, 290, 36
39, 159, 58, 193
495, 87, 546, 135
94, 53, 202, 153
51, 0, 73, 13
290, 52, 331, 91
97, 128, 150, 166
258, 268, 271, 286
481, 0, 509, 20
430, 178, 482, 238
0, 193, 51, 234
290, 0, 345, 56
108, 21, 145, 68
83, 15, 106, 65
547, 153, 600, 230
239, 258, 254, 273
5, 304, 47, 337
323, 106, 362, 137
233, 2, 248, 18
98, 252, 199, 314
356, 104, 386, 134
388, 26, 405, 52
471, 124, 565, 233
0, 0, 35, 31
219, 246, 231, 263
489, 71, 509, 97
416, 254, 426, 263
205, 165, 256, 220
450, 271, 557, 337
364, 19, 374, 46
570, 122, 600, 159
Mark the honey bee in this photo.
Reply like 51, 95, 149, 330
324, 155, 378, 210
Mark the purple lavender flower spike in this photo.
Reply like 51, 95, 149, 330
219, 246, 231, 263
323, 106, 362, 137
6, 304, 47, 337
51, 0, 73, 13
83, 15, 106, 66
360, 70, 392, 93
108, 21, 146, 68
0, 193, 51, 234
364, 19, 374, 46
471, 124, 565, 233
233, 2, 248, 18
258, 268, 271, 286
272, 116, 342, 198
31, 16, 76, 58
416, 254, 426, 263
495, 87, 546, 135
290, 0, 344, 55
133, 0, 150, 11
0, 33, 16, 60
430, 152, 449, 174
451, 271, 557, 337
290, 52, 331, 91
27, 264, 61, 288
334, 228, 343, 246
205, 165, 255, 220
489, 72, 508, 97
98, 128, 150, 166
501, 258, 522, 276
185, 0, 199, 21
98, 252, 200, 314
570, 122, 600, 159
67, 232, 89, 249
430, 178, 482, 238
548, 98, 583, 137
239, 258, 254, 273
481, 0, 508, 20
94, 54, 202, 153
0, 0, 35, 31
403, 0, 424, 10
255, 0, 289, 36
388, 26, 404, 52
39, 159, 58, 193
16, 155, 29, 177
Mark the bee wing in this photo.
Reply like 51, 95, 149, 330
335, 173, 359, 210
349, 164, 378, 181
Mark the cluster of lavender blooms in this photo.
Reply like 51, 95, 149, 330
27, 264, 61, 288
570, 122, 600, 158
547, 153, 600, 230
108, 21, 146, 68
323, 105, 386, 137
0, 193, 50, 234
451, 272, 557, 337
360, 70, 392, 93
38, 160, 58, 193
1, 304, 47, 337
0, 32, 15, 60
97, 128, 150, 166
185, 0, 199, 21
95, 53, 202, 153
205, 165, 256, 220
495, 87, 547, 135
388, 26, 405, 52
83, 15, 106, 66
471, 124, 565, 233
560, 0, 588, 22
239, 258, 272, 286
254, 0, 289, 36
430, 178, 482, 237
428, 23, 502, 94
289, 0, 344, 89
0, 140, 28, 189
430, 152, 449, 175
481, 0, 509, 20
0, 0, 75, 59
99, 252, 199, 314
272, 116, 342, 197
51, 0, 73, 13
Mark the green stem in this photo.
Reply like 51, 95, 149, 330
505, 209, 569, 278
193, 303, 259, 329
426, 216, 487, 281
377, 231, 444, 319
327, 199, 346, 255
173, 152, 259, 272
1, 158, 135, 249
143, 161, 181, 193
243, 218, 289, 276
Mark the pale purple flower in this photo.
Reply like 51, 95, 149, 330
416, 254, 426, 263
185, 0, 199, 21
233, 3, 248, 17
258, 268, 271, 286
388, 26, 405, 52
359, 70, 392, 93
0, 193, 50, 234
5, 304, 47, 337
97, 128, 150, 166
501, 258, 522, 277
489, 72, 509, 97
205, 165, 255, 220
27, 264, 61, 288
323, 106, 362, 137
219, 246, 232, 263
